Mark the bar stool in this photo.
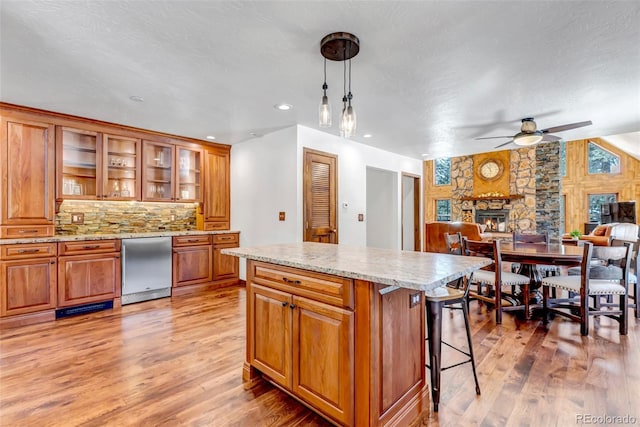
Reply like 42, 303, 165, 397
425, 233, 481, 412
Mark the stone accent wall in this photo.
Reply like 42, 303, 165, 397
56, 201, 198, 235
509, 148, 537, 232
450, 151, 537, 232
451, 156, 473, 221
535, 142, 562, 242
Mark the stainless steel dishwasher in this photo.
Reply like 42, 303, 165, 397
121, 237, 172, 305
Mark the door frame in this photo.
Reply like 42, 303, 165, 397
303, 148, 338, 243
401, 172, 422, 251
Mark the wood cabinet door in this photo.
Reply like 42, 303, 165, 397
1, 118, 55, 225
0, 258, 57, 316
172, 245, 213, 287
250, 283, 292, 389
56, 127, 101, 200
102, 134, 141, 201
203, 149, 230, 224
292, 295, 354, 425
213, 246, 239, 280
57, 254, 120, 307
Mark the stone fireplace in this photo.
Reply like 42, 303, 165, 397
476, 209, 509, 232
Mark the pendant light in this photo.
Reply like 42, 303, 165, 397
318, 58, 331, 127
319, 32, 359, 138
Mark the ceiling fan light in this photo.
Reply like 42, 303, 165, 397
319, 95, 332, 128
514, 132, 543, 146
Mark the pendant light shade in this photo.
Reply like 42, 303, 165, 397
319, 32, 360, 138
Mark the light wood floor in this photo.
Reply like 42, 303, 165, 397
1, 286, 639, 426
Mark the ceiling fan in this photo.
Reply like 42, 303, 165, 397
475, 117, 592, 148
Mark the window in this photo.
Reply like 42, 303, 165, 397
588, 193, 616, 222
436, 199, 451, 221
434, 158, 451, 186
588, 142, 620, 174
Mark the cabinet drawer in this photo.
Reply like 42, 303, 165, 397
213, 233, 239, 245
1, 243, 57, 260
252, 262, 353, 309
58, 240, 121, 255
0, 225, 55, 239
203, 221, 229, 231
173, 235, 211, 247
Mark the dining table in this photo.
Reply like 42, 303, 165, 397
498, 242, 585, 311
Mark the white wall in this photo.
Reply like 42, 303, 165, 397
296, 126, 422, 248
366, 167, 399, 249
231, 125, 423, 279
402, 174, 415, 250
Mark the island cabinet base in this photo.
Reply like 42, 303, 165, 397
245, 260, 429, 426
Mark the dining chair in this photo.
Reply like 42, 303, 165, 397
463, 238, 530, 324
425, 233, 480, 411
511, 231, 560, 277
541, 241, 632, 335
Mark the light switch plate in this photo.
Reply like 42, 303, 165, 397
71, 213, 84, 224
279, 212, 285, 221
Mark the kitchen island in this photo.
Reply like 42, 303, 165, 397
222, 242, 491, 426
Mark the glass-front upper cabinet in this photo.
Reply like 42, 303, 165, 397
176, 147, 201, 202
103, 134, 141, 200
142, 141, 175, 201
57, 127, 141, 200
58, 127, 100, 199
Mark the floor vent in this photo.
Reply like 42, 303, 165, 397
55, 301, 114, 319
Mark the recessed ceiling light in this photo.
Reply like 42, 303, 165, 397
129, 95, 144, 102
274, 103, 292, 111
421, 153, 430, 157
249, 132, 263, 138
363, 134, 372, 138
206, 135, 216, 140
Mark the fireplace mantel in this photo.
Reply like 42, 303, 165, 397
459, 195, 524, 202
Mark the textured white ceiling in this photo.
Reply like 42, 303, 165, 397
1, 0, 639, 160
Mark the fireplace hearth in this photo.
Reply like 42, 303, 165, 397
476, 209, 509, 232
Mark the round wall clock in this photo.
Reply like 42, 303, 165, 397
478, 158, 504, 181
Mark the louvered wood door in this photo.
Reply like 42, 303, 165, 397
303, 148, 337, 243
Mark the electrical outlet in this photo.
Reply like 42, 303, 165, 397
170, 214, 176, 221
409, 292, 420, 308
358, 214, 364, 222
71, 213, 84, 224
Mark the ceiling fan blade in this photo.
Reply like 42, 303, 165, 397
541, 134, 562, 142
494, 140, 514, 148
541, 120, 592, 133
475, 136, 513, 140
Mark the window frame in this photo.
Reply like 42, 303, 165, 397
586, 141, 621, 175
433, 158, 451, 186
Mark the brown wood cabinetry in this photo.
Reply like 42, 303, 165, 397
57, 240, 121, 308
197, 148, 230, 230
0, 114, 55, 238
0, 243, 57, 318
248, 262, 354, 425
245, 259, 428, 427
172, 235, 213, 287
142, 141, 201, 202
212, 233, 239, 280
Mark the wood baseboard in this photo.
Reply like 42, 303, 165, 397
171, 279, 240, 297
0, 310, 55, 329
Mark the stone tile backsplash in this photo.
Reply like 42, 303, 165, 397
56, 201, 197, 235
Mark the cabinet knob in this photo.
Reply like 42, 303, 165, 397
282, 277, 301, 285
289, 303, 296, 309
282, 301, 287, 307
50, 260, 56, 264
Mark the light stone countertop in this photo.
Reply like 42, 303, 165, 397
0, 230, 240, 245
222, 242, 492, 292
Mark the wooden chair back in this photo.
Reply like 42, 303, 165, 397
462, 238, 498, 272
513, 231, 549, 245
